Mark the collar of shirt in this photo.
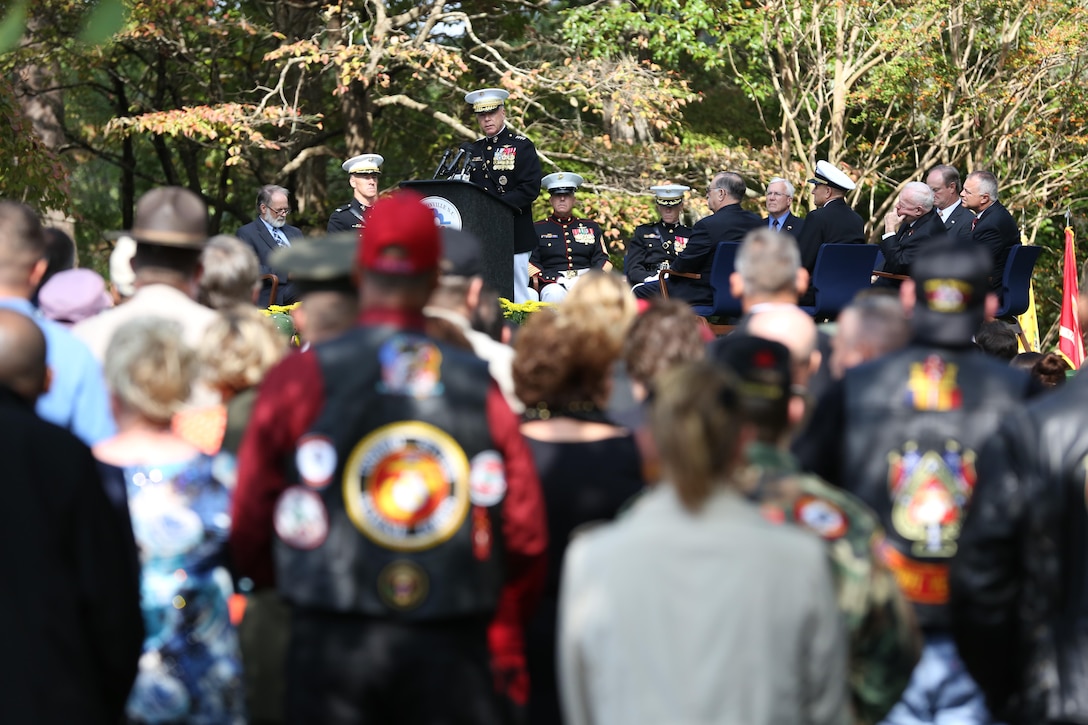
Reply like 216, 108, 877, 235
769, 212, 789, 227
938, 199, 961, 222
260, 217, 282, 237
358, 308, 428, 331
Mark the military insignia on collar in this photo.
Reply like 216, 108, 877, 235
378, 334, 443, 398
572, 224, 595, 246
904, 355, 961, 411
377, 560, 429, 611
493, 146, 516, 171
342, 421, 470, 551
274, 486, 330, 550
794, 495, 847, 540
887, 440, 976, 560
674, 236, 689, 254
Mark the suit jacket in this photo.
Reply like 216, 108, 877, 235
876, 208, 948, 284
795, 198, 866, 305
0, 387, 143, 725
941, 201, 975, 242
971, 201, 1020, 293
236, 219, 304, 306
668, 203, 763, 306
765, 211, 805, 239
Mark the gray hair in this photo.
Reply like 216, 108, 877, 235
198, 234, 260, 310
766, 177, 795, 197
256, 185, 290, 211
901, 181, 935, 212
966, 171, 999, 201
735, 228, 801, 297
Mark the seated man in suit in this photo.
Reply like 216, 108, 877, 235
925, 164, 974, 241
235, 185, 304, 307
633, 171, 763, 307
961, 170, 1019, 297
764, 177, 804, 239
875, 181, 949, 287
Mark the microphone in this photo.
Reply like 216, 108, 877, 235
452, 142, 475, 181
432, 148, 452, 179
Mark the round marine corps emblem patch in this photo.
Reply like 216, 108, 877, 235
343, 421, 470, 551
794, 495, 848, 540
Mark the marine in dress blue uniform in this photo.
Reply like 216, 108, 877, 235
624, 184, 693, 291
529, 172, 609, 303
327, 154, 383, 233
464, 88, 543, 303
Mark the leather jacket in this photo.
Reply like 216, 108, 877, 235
951, 372, 1088, 724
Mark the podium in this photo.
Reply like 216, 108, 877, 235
400, 179, 517, 298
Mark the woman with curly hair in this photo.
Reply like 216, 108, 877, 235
513, 291, 645, 725
93, 317, 245, 724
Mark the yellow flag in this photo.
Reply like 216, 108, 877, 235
1017, 280, 1040, 353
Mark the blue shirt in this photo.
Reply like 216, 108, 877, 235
768, 212, 790, 229
0, 298, 115, 446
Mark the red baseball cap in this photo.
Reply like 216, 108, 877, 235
357, 190, 441, 275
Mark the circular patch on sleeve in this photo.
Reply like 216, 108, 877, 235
468, 450, 507, 507
377, 560, 429, 611
274, 486, 329, 550
296, 434, 338, 489
794, 494, 848, 540
343, 421, 470, 552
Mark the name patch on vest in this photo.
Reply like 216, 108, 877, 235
343, 421, 470, 552
378, 335, 443, 399
274, 486, 330, 550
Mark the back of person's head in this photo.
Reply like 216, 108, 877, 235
623, 300, 706, 394
707, 334, 793, 443
743, 304, 819, 387
37, 227, 76, 291
0, 201, 46, 288
715, 171, 748, 202
513, 308, 618, 411
651, 361, 743, 512
832, 290, 909, 378
734, 228, 802, 299
1009, 351, 1043, 373
975, 320, 1018, 361
198, 234, 260, 309
560, 270, 638, 348
0, 308, 47, 403
131, 242, 203, 286
105, 317, 196, 424
297, 290, 357, 345
1030, 352, 1071, 387
357, 191, 441, 309
199, 305, 287, 396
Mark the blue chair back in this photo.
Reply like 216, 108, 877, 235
995, 244, 1043, 318
704, 242, 742, 318
802, 243, 880, 320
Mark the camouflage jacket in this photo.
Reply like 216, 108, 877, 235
743, 442, 921, 725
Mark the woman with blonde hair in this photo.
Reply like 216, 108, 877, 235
513, 303, 645, 724
557, 361, 848, 725
93, 317, 245, 723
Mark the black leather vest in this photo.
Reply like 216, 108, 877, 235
841, 344, 1030, 628
274, 326, 507, 619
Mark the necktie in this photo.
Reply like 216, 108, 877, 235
771, 218, 780, 230
274, 228, 290, 248
971, 216, 978, 230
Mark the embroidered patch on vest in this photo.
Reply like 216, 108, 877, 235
794, 495, 848, 540
296, 434, 337, 490
468, 450, 507, 507
274, 486, 329, 550
887, 441, 976, 558
377, 560, 429, 611
343, 421, 470, 552
378, 334, 444, 399
904, 355, 961, 411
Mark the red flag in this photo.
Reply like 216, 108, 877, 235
1059, 226, 1084, 369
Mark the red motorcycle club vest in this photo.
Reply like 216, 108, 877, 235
273, 325, 507, 619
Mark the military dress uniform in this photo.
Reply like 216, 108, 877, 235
530, 215, 609, 302
624, 221, 692, 287
326, 197, 369, 233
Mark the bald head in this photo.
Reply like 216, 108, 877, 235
745, 305, 820, 387
0, 309, 47, 403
